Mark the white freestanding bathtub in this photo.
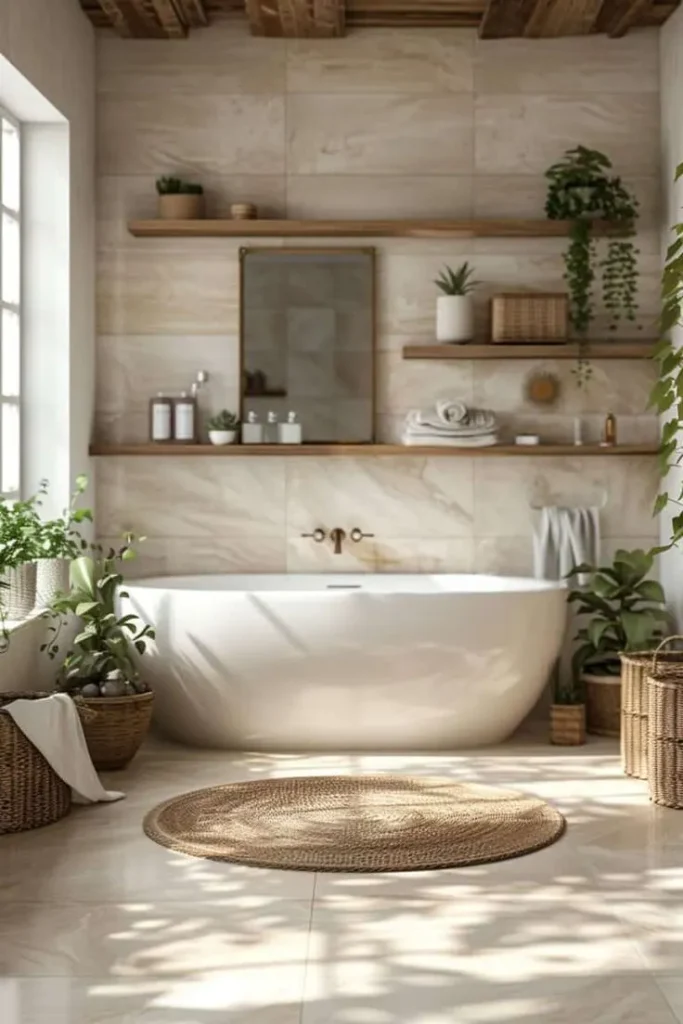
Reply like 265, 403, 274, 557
127, 574, 567, 751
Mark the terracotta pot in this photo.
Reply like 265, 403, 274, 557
550, 703, 586, 746
584, 672, 621, 738
158, 194, 205, 220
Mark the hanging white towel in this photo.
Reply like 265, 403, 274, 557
533, 507, 601, 582
4, 694, 124, 805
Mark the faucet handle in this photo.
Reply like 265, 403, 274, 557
301, 528, 326, 543
350, 528, 374, 543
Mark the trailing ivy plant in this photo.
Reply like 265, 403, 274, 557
545, 146, 640, 388
650, 162, 683, 545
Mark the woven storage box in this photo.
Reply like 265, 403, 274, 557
75, 691, 154, 771
621, 641, 683, 780
648, 672, 683, 809
0, 691, 71, 834
550, 704, 585, 746
491, 293, 568, 343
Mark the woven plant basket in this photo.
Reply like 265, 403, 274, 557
74, 691, 154, 771
647, 635, 683, 808
550, 704, 586, 746
35, 558, 70, 609
0, 691, 71, 834
1, 563, 37, 619
621, 640, 683, 780
584, 672, 621, 738
491, 293, 568, 343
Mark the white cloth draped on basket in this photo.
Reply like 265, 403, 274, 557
4, 693, 124, 804
403, 398, 498, 447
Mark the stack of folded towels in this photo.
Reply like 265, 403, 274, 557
402, 399, 498, 447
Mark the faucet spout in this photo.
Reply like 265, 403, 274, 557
330, 527, 346, 555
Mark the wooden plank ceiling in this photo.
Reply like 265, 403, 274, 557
79, 0, 680, 38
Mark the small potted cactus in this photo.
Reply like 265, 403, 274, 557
207, 409, 240, 445
45, 536, 156, 770
156, 176, 205, 220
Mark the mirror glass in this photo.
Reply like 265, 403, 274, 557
240, 248, 375, 443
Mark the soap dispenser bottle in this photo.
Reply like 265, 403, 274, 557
174, 391, 198, 444
242, 410, 264, 445
278, 411, 302, 445
265, 410, 279, 444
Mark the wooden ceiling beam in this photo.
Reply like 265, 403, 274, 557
178, 0, 210, 25
245, 0, 344, 36
96, 0, 165, 36
524, 0, 604, 36
594, 0, 651, 35
479, 0, 539, 38
150, 0, 189, 35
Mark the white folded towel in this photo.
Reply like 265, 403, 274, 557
402, 432, 498, 447
4, 693, 125, 804
436, 398, 468, 425
405, 407, 498, 437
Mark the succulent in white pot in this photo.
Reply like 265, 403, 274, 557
435, 262, 478, 343
207, 409, 240, 445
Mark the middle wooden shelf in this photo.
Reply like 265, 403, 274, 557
402, 341, 654, 360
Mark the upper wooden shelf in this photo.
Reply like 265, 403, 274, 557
127, 218, 621, 240
89, 443, 658, 458
402, 341, 654, 360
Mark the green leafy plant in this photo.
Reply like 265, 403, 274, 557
35, 474, 92, 560
156, 176, 204, 196
0, 495, 42, 571
566, 549, 668, 686
44, 535, 154, 697
650, 161, 683, 546
434, 262, 478, 297
545, 146, 639, 388
207, 409, 240, 431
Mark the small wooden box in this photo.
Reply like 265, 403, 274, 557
491, 293, 568, 343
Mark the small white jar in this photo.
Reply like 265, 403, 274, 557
208, 429, 237, 446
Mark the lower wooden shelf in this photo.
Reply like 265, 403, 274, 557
89, 443, 659, 458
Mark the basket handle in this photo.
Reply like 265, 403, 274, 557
651, 635, 683, 673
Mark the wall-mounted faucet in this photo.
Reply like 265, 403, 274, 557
300, 527, 375, 556
330, 527, 346, 555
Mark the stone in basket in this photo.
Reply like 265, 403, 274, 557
45, 540, 156, 771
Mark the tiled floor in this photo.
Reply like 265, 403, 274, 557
2, 732, 683, 1023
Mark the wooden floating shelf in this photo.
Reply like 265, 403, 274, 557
402, 341, 654, 360
89, 443, 659, 458
127, 218, 623, 240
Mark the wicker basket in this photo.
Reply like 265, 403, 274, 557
0, 691, 71, 834
621, 641, 683, 780
550, 703, 586, 745
491, 293, 568, 343
585, 672, 621, 738
75, 691, 154, 771
648, 673, 683, 809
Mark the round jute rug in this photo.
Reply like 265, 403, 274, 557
143, 775, 566, 872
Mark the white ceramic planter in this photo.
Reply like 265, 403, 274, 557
1, 563, 37, 619
35, 558, 71, 608
436, 295, 474, 343
209, 429, 238, 446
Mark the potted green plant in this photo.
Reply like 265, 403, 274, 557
434, 262, 478, 343
566, 548, 667, 737
545, 146, 639, 388
207, 409, 240, 445
549, 662, 586, 746
45, 536, 156, 770
156, 176, 205, 220
34, 474, 92, 607
0, 496, 42, 619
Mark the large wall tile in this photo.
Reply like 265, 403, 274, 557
286, 456, 475, 538
475, 31, 659, 95
475, 95, 660, 176
287, 95, 474, 175
286, 175, 473, 219
96, 457, 286, 539
377, 352, 474, 416
287, 536, 474, 573
96, 536, 287, 576
98, 95, 285, 176
97, 244, 240, 335
287, 29, 475, 94
98, 22, 285, 96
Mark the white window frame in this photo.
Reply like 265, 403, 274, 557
0, 106, 21, 501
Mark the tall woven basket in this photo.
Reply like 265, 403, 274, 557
74, 691, 154, 771
646, 635, 683, 808
622, 638, 683, 780
0, 692, 71, 834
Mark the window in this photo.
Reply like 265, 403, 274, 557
0, 110, 20, 500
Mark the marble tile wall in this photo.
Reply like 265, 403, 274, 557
95, 20, 661, 575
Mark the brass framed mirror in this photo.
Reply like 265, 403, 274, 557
239, 247, 376, 444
